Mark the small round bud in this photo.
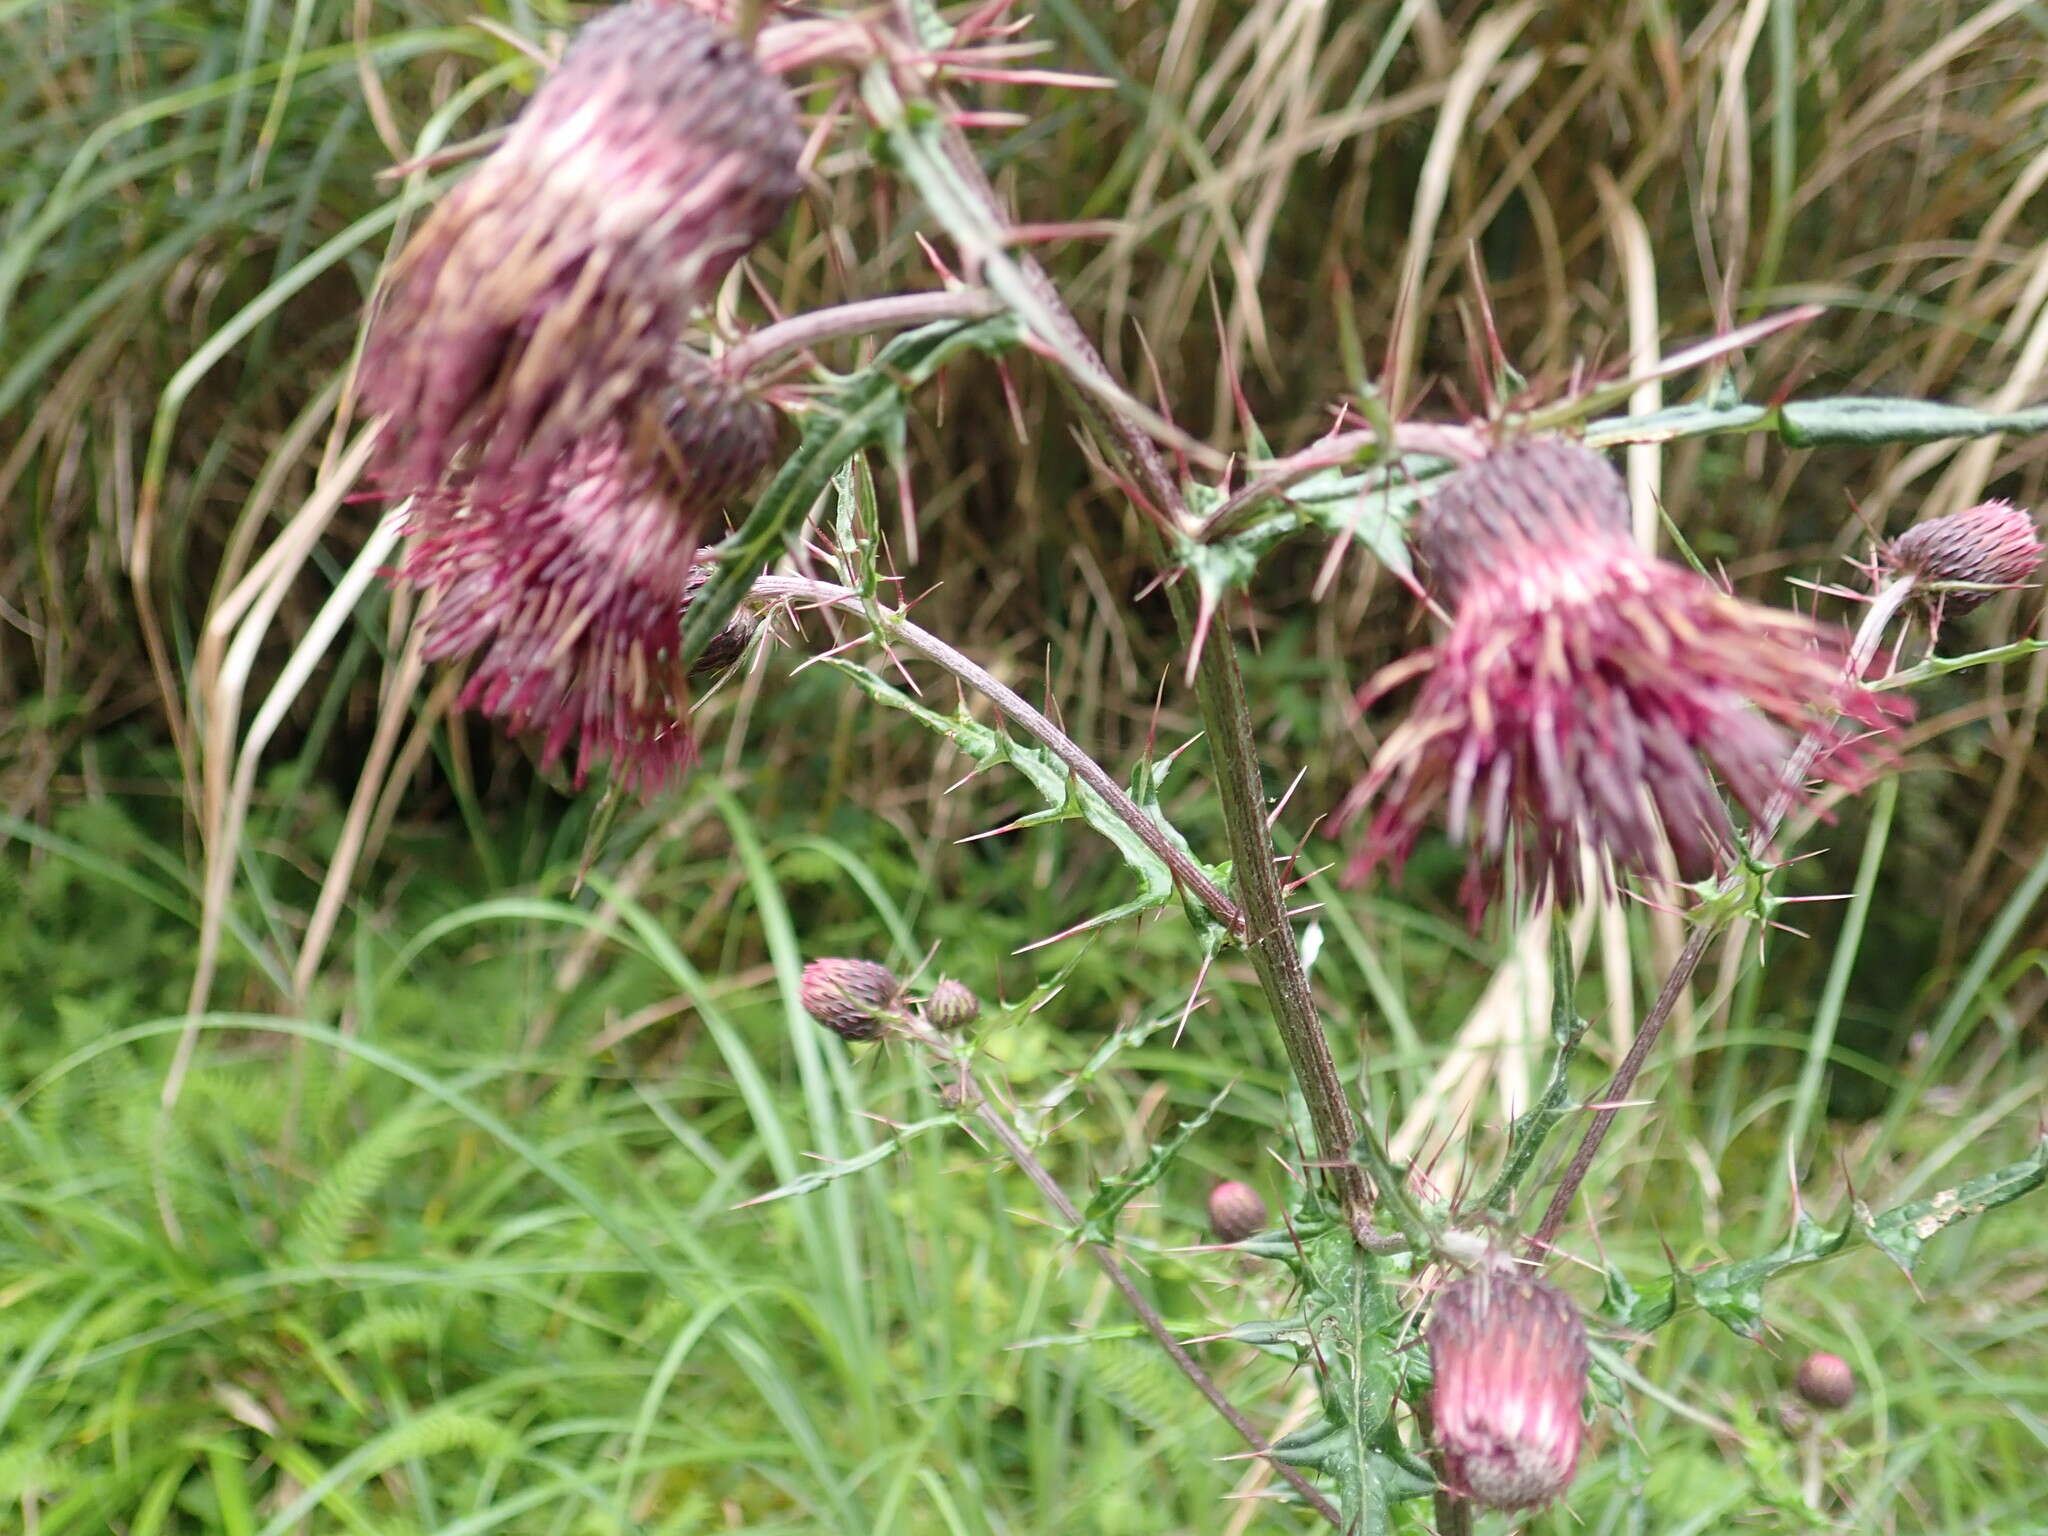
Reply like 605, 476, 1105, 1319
1883, 500, 2044, 614
1428, 1265, 1588, 1511
923, 978, 982, 1030
1206, 1181, 1268, 1243
1795, 1351, 1856, 1411
799, 958, 902, 1042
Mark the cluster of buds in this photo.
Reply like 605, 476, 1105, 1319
365, 2, 801, 792
799, 961, 985, 1042
1427, 1261, 1589, 1511
1342, 438, 1905, 920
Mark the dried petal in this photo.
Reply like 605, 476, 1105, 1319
1428, 1266, 1588, 1512
362, 1, 801, 494
1341, 438, 1906, 921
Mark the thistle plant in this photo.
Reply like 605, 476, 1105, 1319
340, 2, 2048, 1528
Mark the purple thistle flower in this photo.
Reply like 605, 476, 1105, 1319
1339, 438, 1904, 921
1879, 499, 2044, 617
398, 349, 778, 795
361, 0, 801, 497
1428, 1265, 1588, 1512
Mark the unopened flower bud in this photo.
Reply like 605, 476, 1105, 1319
1428, 1265, 1588, 1511
1206, 1181, 1268, 1243
1882, 500, 2044, 615
1795, 1351, 1856, 1411
923, 978, 982, 1030
799, 958, 902, 1042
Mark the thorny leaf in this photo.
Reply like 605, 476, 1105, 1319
1176, 459, 1423, 606
1607, 1140, 2048, 1338
818, 657, 1231, 949
1586, 388, 2048, 451
1078, 1083, 1231, 1244
1483, 919, 1590, 1218
735, 1116, 958, 1209
1262, 1222, 1423, 1532
678, 313, 1021, 669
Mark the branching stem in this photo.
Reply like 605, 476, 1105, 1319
753, 575, 1245, 932
902, 1021, 1343, 1526
721, 290, 1003, 381
1528, 576, 1919, 1252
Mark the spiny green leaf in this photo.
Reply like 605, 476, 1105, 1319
679, 312, 1021, 668
1079, 1083, 1232, 1243
734, 1116, 957, 1209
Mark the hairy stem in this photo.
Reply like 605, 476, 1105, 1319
1529, 577, 1919, 1252
865, 59, 1377, 1233
753, 575, 1245, 932
906, 1023, 1343, 1526
720, 290, 1003, 381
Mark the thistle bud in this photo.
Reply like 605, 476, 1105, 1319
1427, 1265, 1588, 1511
1795, 1351, 1856, 1411
799, 959, 902, 1042
362, 1, 802, 494
923, 978, 982, 1031
1206, 1181, 1268, 1243
1881, 500, 2044, 615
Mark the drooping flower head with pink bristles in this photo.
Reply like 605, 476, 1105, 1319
1339, 438, 1902, 920
1878, 499, 2044, 620
361, 0, 801, 498
1427, 1263, 1588, 1511
398, 348, 779, 795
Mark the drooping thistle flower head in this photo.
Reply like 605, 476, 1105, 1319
399, 349, 778, 794
921, 978, 982, 1031
800, 959, 904, 1042
1339, 438, 1901, 920
361, 0, 802, 495
1205, 1181, 1268, 1243
1878, 499, 2043, 618
1427, 1263, 1589, 1512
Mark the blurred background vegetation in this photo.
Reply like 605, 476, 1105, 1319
4, 0, 2048, 1530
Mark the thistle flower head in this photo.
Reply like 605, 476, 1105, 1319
398, 351, 778, 795
1205, 1181, 1268, 1243
361, 1, 801, 495
1341, 438, 1902, 920
1795, 1351, 1856, 1411
922, 978, 982, 1031
1879, 499, 2043, 616
800, 958, 904, 1041
1428, 1264, 1588, 1512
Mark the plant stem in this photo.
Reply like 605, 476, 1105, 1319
720, 290, 1003, 381
865, 62, 1377, 1235
909, 1025, 1343, 1526
752, 575, 1245, 933
1528, 576, 1919, 1253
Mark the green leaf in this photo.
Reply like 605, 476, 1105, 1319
818, 656, 1230, 946
1609, 1140, 2048, 1337
1078, 1083, 1232, 1243
1863, 1140, 2048, 1275
734, 1116, 958, 1210
678, 313, 1022, 669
